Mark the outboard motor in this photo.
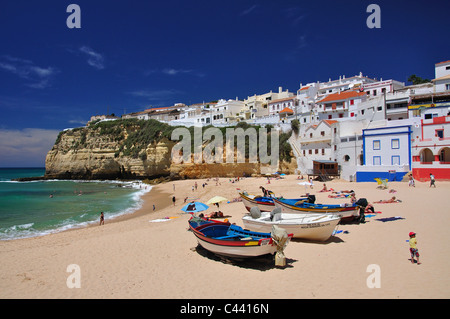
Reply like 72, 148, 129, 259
307, 194, 316, 204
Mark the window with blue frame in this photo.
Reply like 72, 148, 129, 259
391, 155, 400, 165
391, 139, 399, 149
373, 140, 380, 150
373, 156, 381, 165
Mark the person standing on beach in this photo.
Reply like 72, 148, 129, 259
408, 174, 415, 187
429, 173, 436, 188
172, 195, 176, 206
99, 212, 104, 226
409, 232, 420, 264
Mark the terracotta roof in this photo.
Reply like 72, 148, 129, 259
436, 60, 450, 65
299, 86, 310, 91
432, 74, 450, 82
317, 90, 366, 103
270, 96, 296, 103
323, 120, 338, 126
279, 107, 294, 113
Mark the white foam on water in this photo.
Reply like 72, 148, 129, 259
0, 180, 153, 241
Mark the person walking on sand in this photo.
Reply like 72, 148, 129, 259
172, 195, 176, 206
409, 232, 420, 264
429, 173, 436, 188
99, 212, 104, 226
408, 174, 415, 187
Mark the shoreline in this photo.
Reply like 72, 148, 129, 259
1, 175, 449, 299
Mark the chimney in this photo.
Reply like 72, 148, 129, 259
279, 86, 282, 93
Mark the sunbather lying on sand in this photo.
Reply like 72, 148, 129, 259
331, 190, 354, 194
374, 196, 402, 204
328, 193, 350, 198
318, 183, 334, 192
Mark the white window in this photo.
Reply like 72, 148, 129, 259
373, 156, 381, 165
392, 155, 400, 165
391, 139, 399, 149
373, 140, 380, 150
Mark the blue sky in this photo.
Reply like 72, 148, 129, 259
0, 0, 449, 167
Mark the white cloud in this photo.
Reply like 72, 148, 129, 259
0, 56, 58, 89
162, 68, 192, 75
128, 89, 182, 101
240, 5, 258, 16
79, 46, 105, 70
161, 68, 205, 77
0, 128, 60, 167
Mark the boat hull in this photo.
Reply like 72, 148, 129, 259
272, 198, 359, 220
239, 193, 275, 212
242, 213, 340, 241
188, 219, 284, 258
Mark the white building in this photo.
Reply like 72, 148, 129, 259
268, 96, 297, 116
315, 90, 367, 121
242, 87, 294, 120
356, 123, 415, 182
411, 115, 450, 181
432, 60, 450, 93
293, 120, 338, 176
211, 98, 245, 124
314, 73, 377, 100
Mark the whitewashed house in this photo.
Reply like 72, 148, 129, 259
432, 60, 450, 93
316, 90, 367, 121
356, 124, 413, 182
211, 98, 245, 124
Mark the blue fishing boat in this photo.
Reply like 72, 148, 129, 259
272, 197, 360, 221
188, 217, 293, 258
239, 192, 307, 212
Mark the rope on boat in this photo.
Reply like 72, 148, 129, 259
271, 225, 290, 267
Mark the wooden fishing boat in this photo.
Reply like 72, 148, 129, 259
188, 217, 293, 258
239, 192, 306, 212
272, 197, 359, 221
242, 211, 340, 241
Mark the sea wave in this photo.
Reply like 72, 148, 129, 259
0, 181, 153, 241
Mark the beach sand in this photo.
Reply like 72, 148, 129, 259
0, 175, 449, 299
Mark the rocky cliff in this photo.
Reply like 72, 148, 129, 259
44, 119, 297, 180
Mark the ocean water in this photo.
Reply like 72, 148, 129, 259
0, 168, 152, 240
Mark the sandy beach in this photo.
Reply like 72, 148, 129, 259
0, 175, 449, 299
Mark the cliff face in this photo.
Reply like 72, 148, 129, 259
45, 120, 297, 180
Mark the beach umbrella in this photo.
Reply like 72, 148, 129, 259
298, 181, 313, 192
181, 201, 209, 213
206, 196, 228, 205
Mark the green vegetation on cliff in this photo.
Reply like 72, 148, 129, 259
58, 118, 292, 162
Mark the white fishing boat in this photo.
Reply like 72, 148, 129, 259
272, 197, 359, 221
242, 208, 341, 242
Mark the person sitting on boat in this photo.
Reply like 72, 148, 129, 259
260, 186, 268, 197
350, 192, 357, 204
